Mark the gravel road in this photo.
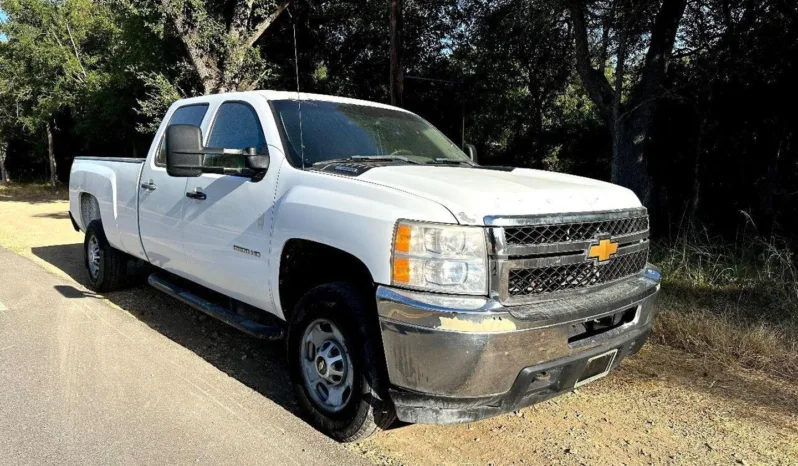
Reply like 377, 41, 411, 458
0, 193, 796, 465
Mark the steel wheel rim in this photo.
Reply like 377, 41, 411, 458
87, 235, 101, 280
300, 318, 354, 414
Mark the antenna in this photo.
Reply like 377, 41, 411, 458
287, 7, 305, 169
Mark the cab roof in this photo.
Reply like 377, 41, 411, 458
173, 90, 412, 114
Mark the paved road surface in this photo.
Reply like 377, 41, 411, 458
0, 247, 367, 466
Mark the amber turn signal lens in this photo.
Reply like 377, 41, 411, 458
393, 257, 410, 283
395, 224, 412, 253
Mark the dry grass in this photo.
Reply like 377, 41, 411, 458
651, 222, 798, 380
0, 182, 68, 201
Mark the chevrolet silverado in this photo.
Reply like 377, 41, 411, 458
68, 91, 661, 441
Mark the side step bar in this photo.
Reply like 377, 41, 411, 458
148, 274, 284, 340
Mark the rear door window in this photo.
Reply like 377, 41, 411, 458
156, 104, 209, 166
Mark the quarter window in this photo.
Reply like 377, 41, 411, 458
156, 104, 209, 166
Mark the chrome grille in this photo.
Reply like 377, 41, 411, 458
488, 208, 650, 304
507, 249, 649, 297
504, 215, 648, 246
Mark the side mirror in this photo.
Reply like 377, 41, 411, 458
246, 154, 270, 172
465, 143, 478, 163
166, 124, 203, 177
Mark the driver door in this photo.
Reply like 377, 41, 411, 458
180, 98, 280, 311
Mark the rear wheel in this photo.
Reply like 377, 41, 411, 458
84, 220, 127, 293
288, 283, 396, 442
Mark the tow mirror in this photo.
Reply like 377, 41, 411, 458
166, 124, 203, 177
243, 145, 270, 173
166, 125, 270, 179
246, 154, 270, 172
465, 143, 478, 163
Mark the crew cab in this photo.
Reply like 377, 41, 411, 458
68, 91, 661, 441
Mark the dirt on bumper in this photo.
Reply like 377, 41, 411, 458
376, 271, 660, 424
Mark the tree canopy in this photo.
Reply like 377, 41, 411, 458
0, 0, 796, 243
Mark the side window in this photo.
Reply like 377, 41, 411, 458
205, 102, 266, 169
156, 104, 209, 166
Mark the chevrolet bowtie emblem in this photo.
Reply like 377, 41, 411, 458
587, 238, 619, 262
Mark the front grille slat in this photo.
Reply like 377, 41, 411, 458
504, 216, 648, 246
507, 249, 649, 297
494, 209, 650, 302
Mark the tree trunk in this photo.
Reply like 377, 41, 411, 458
566, 0, 687, 207
612, 103, 656, 205
47, 121, 57, 190
0, 141, 9, 185
689, 115, 707, 223
161, 0, 291, 95
390, 0, 404, 107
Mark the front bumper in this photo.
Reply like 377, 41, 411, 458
377, 266, 661, 424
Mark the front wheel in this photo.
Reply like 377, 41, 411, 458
288, 283, 396, 442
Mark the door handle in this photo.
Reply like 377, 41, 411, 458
186, 190, 207, 201
140, 180, 157, 191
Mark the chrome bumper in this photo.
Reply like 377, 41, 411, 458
377, 265, 661, 399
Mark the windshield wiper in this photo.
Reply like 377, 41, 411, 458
313, 155, 424, 166
428, 158, 476, 166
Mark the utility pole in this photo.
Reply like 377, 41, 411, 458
390, 0, 403, 107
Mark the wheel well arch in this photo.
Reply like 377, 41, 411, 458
278, 239, 375, 321
79, 192, 101, 229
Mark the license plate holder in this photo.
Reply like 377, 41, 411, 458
575, 349, 618, 387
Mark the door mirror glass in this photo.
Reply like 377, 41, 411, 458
166, 124, 204, 177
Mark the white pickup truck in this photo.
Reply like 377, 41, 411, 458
69, 90, 661, 441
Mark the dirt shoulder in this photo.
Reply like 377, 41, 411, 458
1, 192, 796, 465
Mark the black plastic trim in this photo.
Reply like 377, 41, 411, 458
73, 157, 145, 164
148, 273, 283, 340
69, 211, 81, 232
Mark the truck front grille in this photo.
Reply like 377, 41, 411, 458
504, 215, 648, 246
488, 208, 650, 304
507, 249, 649, 297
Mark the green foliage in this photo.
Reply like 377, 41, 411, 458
135, 72, 184, 134
0, 0, 795, 250
1, 0, 114, 125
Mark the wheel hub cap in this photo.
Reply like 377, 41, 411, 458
87, 236, 101, 279
300, 319, 354, 413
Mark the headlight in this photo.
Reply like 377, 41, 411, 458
391, 220, 488, 295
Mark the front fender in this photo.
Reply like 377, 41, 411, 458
270, 167, 457, 317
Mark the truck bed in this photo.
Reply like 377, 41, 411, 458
69, 156, 147, 260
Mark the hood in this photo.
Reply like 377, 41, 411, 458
358, 165, 642, 225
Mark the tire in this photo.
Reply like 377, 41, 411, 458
287, 283, 396, 442
84, 219, 127, 293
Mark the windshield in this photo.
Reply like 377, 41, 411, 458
270, 99, 470, 167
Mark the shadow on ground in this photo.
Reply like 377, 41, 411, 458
29, 243, 798, 435
33, 211, 71, 219
32, 243, 300, 417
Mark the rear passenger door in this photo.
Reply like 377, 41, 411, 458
180, 98, 279, 311
139, 103, 209, 273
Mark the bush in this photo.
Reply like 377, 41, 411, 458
651, 220, 798, 380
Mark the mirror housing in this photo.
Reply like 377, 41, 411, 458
246, 154, 270, 172
166, 125, 270, 179
465, 143, 478, 163
166, 124, 204, 177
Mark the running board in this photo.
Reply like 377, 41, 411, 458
148, 274, 284, 340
